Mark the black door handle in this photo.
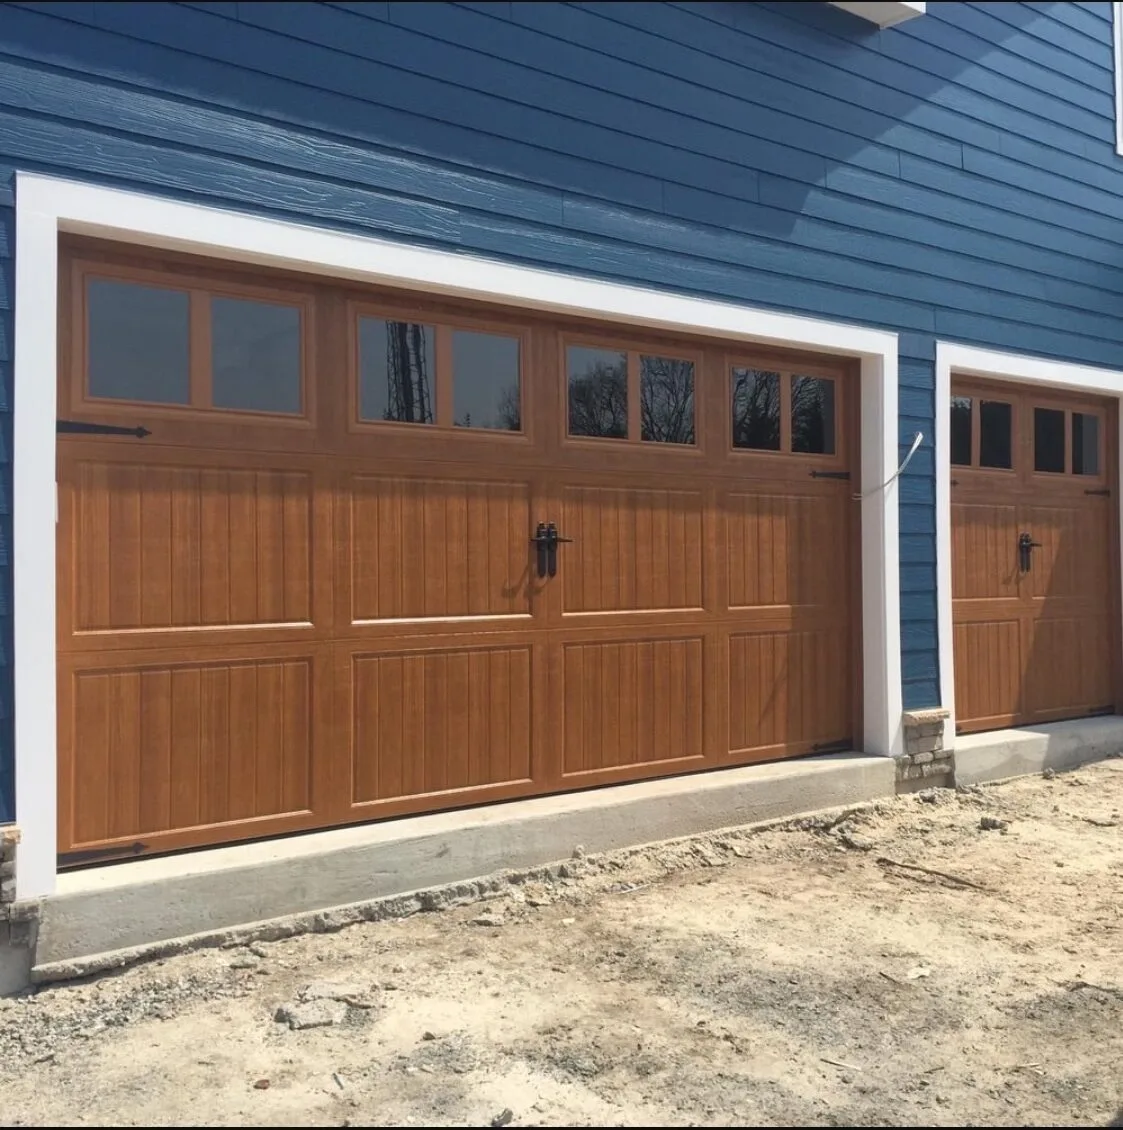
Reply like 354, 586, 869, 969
530, 522, 552, 579
1018, 532, 1043, 573
529, 523, 574, 578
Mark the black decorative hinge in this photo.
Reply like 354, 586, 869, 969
811, 738, 852, 754
59, 841, 147, 866
1084, 488, 1111, 496
57, 419, 151, 438
810, 470, 850, 480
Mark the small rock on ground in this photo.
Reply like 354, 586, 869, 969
299, 981, 377, 1008
274, 999, 349, 1030
471, 914, 505, 928
979, 816, 1009, 832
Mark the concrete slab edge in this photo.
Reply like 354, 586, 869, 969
30, 800, 883, 987
955, 719, 1123, 787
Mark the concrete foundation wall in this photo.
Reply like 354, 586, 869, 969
31, 755, 894, 978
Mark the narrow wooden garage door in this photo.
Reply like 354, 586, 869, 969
950, 378, 1119, 733
56, 239, 859, 862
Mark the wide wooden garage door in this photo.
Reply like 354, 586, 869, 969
56, 239, 859, 862
950, 378, 1119, 734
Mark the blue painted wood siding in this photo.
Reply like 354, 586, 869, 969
1, 1, 1121, 815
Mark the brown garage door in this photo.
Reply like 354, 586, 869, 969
56, 239, 859, 862
950, 378, 1119, 733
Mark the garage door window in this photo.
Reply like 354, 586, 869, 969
1073, 413, 1100, 475
1033, 407, 1065, 474
732, 368, 781, 451
566, 343, 698, 444
978, 401, 1013, 469
87, 278, 191, 405
732, 368, 837, 456
792, 375, 835, 455
454, 330, 521, 431
83, 271, 308, 417
359, 319, 436, 425
212, 297, 302, 414
567, 346, 628, 438
640, 355, 695, 444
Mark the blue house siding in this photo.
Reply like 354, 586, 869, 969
1, 1, 1122, 816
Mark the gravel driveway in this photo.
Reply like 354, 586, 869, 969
2, 761, 1121, 1127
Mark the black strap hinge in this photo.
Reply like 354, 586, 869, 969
1084, 488, 1110, 496
59, 841, 147, 866
810, 470, 850, 480
57, 419, 151, 438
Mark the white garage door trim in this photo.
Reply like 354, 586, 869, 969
15, 171, 903, 900
935, 341, 1123, 738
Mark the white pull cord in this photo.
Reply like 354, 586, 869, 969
852, 431, 924, 501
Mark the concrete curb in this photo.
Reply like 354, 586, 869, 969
31, 800, 886, 986
32, 753, 895, 981
955, 717, 1123, 786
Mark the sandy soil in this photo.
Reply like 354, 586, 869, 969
2, 762, 1122, 1128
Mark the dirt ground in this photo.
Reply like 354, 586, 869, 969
2, 763, 1122, 1128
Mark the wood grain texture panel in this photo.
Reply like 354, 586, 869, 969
951, 502, 1018, 603
728, 629, 850, 754
351, 645, 532, 803
71, 460, 313, 632
726, 490, 848, 611
953, 619, 1021, 731
1020, 502, 1110, 605
1023, 616, 1113, 720
560, 637, 704, 775
349, 474, 531, 622
68, 657, 313, 846
561, 486, 703, 614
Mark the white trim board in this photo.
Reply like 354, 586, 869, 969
830, 2, 925, 29
15, 172, 904, 900
934, 341, 1123, 738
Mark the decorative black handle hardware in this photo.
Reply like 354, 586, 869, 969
1017, 531, 1043, 573
529, 522, 573, 578
810, 470, 850, 480
530, 522, 551, 579
57, 419, 151, 438
1084, 488, 1111, 496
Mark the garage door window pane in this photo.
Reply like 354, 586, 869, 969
1034, 407, 1065, 473
950, 397, 972, 466
212, 297, 302, 413
87, 278, 190, 404
1073, 413, 1100, 476
979, 400, 1013, 469
359, 319, 436, 424
568, 346, 627, 438
792, 376, 835, 455
732, 368, 780, 451
640, 355, 694, 444
453, 331, 521, 431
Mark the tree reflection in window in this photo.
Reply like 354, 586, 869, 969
640, 355, 695, 444
359, 318, 435, 424
567, 346, 627, 438
731, 368, 781, 450
792, 375, 835, 455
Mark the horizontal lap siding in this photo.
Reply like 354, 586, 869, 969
0, 0, 1118, 788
